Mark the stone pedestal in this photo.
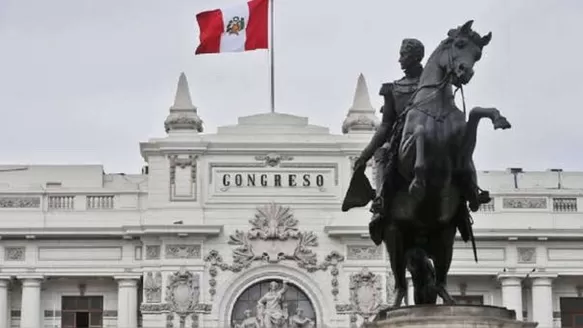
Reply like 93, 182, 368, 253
364, 305, 537, 328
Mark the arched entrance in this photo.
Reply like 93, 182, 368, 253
231, 279, 317, 327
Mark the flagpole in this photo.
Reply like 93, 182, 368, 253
268, 0, 275, 113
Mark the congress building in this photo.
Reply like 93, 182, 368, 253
0, 73, 580, 328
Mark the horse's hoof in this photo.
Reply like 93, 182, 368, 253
409, 179, 425, 201
494, 116, 511, 130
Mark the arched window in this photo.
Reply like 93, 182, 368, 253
231, 280, 317, 327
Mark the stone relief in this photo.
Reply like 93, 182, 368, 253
144, 271, 163, 303
336, 268, 384, 324
385, 271, 396, 305
164, 267, 203, 328
166, 244, 201, 259
168, 154, 198, 201
289, 308, 314, 328
5, 246, 25, 261
231, 281, 315, 328
146, 245, 161, 260
346, 245, 383, 260
0, 197, 40, 208
502, 197, 547, 209
517, 247, 536, 264
204, 203, 345, 300
140, 303, 211, 314
254, 153, 294, 167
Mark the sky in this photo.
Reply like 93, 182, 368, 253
0, 0, 582, 173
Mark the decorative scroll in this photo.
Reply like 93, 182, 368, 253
204, 203, 345, 299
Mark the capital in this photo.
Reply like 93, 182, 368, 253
115, 276, 140, 288
530, 272, 558, 287
497, 272, 525, 286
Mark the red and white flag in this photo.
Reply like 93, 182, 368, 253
195, 0, 268, 55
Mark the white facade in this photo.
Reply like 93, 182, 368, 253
0, 73, 581, 328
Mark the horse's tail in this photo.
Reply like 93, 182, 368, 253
405, 247, 438, 305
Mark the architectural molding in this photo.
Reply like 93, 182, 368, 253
165, 267, 201, 327
165, 244, 202, 259
168, 154, 198, 202
144, 271, 162, 303
0, 196, 40, 208
517, 247, 537, 264
145, 245, 161, 260
502, 197, 547, 209
204, 203, 345, 299
5, 246, 25, 261
217, 265, 328, 328
254, 153, 294, 167
336, 268, 384, 324
0, 224, 223, 238
346, 245, 383, 260
325, 226, 583, 241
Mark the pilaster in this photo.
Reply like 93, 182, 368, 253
19, 276, 43, 328
116, 277, 140, 328
530, 272, 557, 328
0, 278, 10, 328
497, 273, 525, 321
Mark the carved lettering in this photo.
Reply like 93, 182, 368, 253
220, 173, 325, 188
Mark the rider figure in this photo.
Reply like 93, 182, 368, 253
354, 38, 490, 246
354, 38, 425, 245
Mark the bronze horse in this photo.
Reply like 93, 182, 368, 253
383, 20, 511, 307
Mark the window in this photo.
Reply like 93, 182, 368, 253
561, 297, 583, 327
231, 280, 316, 328
61, 296, 103, 328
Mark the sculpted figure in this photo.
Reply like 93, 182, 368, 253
343, 20, 511, 308
289, 308, 314, 328
256, 281, 289, 328
353, 38, 425, 246
234, 309, 261, 328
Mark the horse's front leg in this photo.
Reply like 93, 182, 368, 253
459, 107, 510, 211
408, 125, 426, 201
462, 107, 511, 157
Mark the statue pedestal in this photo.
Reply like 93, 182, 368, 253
363, 305, 537, 328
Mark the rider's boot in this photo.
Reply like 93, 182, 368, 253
369, 197, 385, 246
466, 184, 491, 212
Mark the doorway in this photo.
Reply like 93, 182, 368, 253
61, 296, 103, 328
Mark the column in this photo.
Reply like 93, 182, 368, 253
407, 277, 415, 306
531, 274, 556, 328
20, 278, 42, 328
0, 278, 9, 328
117, 278, 139, 328
498, 274, 524, 321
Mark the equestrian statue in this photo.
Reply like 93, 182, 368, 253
342, 20, 511, 307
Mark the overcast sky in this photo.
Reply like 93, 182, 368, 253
0, 0, 581, 173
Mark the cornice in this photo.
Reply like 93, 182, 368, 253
0, 224, 223, 239
324, 226, 583, 241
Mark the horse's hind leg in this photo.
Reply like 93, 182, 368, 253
409, 125, 426, 201
431, 225, 457, 304
385, 223, 408, 308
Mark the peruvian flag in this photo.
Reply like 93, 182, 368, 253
195, 0, 269, 54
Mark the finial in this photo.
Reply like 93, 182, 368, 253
352, 73, 374, 110
172, 72, 194, 110
342, 73, 379, 134
164, 72, 204, 134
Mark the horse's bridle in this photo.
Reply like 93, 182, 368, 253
399, 41, 468, 121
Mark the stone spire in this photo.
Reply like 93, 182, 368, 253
342, 73, 379, 134
164, 72, 204, 134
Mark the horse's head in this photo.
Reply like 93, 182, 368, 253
440, 20, 492, 87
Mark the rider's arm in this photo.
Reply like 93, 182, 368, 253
358, 84, 396, 163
